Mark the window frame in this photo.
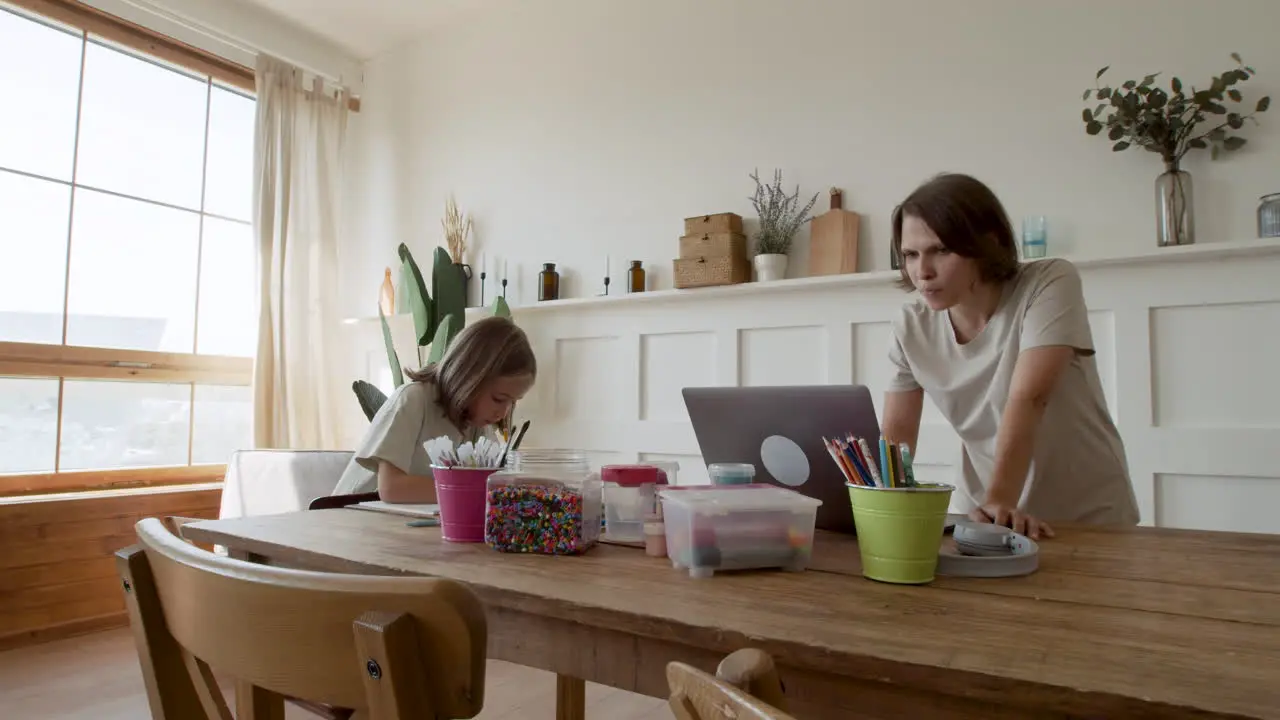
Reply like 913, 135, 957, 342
0, 0, 259, 497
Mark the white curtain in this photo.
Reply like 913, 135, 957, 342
251, 54, 349, 450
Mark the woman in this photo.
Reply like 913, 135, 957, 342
333, 315, 537, 499
881, 173, 1139, 539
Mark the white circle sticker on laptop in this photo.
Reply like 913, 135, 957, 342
760, 434, 809, 487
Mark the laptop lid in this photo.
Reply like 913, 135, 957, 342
681, 385, 883, 535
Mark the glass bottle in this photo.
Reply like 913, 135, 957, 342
538, 262, 560, 301
1258, 193, 1280, 238
378, 267, 395, 315
627, 261, 646, 293
1155, 163, 1195, 246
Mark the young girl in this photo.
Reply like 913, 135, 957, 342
332, 315, 537, 500
882, 173, 1140, 539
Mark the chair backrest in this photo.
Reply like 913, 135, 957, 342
219, 449, 354, 519
118, 517, 487, 719
667, 649, 796, 720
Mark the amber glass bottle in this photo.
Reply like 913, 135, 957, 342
627, 261, 645, 293
538, 263, 560, 301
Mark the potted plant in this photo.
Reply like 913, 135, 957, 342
747, 169, 819, 281
1081, 53, 1269, 247
351, 243, 511, 422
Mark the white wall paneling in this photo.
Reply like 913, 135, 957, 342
345, 240, 1280, 533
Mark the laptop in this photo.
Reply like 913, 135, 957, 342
681, 384, 884, 535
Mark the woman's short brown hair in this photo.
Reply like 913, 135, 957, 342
406, 315, 536, 430
890, 173, 1020, 291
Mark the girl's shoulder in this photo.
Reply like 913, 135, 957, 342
380, 379, 444, 416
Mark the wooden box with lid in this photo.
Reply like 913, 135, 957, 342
674, 212, 750, 289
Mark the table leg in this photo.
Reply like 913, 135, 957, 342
555, 674, 586, 720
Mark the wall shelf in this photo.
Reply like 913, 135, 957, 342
341, 237, 1280, 324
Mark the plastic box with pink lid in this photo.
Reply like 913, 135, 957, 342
658, 484, 822, 578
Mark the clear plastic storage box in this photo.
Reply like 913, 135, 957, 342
601, 464, 664, 543
658, 484, 822, 578
484, 449, 602, 555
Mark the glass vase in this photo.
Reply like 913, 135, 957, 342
1155, 165, 1195, 247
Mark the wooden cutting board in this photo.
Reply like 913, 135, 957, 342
808, 188, 860, 276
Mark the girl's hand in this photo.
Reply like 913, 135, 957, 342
968, 502, 1055, 540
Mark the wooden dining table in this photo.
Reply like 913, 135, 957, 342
180, 508, 1280, 720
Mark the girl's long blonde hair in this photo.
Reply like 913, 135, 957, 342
405, 316, 536, 431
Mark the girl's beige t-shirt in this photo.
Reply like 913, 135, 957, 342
333, 381, 496, 496
887, 258, 1140, 525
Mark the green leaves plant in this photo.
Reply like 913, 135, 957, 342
398, 243, 434, 346
426, 314, 454, 364
352, 380, 388, 421
748, 169, 819, 256
378, 306, 404, 390
430, 246, 467, 350
1080, 53, 1268, 169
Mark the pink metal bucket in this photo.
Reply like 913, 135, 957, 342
432, 466, 495, 543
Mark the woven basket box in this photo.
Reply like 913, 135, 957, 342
683, 212, 744, 236
679, 232, 747, 260
673, 255, 750, 289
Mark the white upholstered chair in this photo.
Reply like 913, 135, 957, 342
218, 449, 354, 520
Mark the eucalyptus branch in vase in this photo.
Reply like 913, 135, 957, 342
1080, 53, 1270, 247
1081, 53, 1269, 169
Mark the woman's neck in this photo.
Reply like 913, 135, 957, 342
948, 281, 1003, 343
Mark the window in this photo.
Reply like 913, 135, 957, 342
0, 1, 256, 496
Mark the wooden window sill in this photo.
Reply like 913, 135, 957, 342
0, 465, 226, 499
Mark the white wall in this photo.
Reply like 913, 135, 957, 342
345, 242, 1280, 534
340, 0, 1280, 318
85, 0, 363, 91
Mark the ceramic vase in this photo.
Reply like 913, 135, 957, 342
753, 253, 788, 282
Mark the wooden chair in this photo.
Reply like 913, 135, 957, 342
667, 648, 796, 720
116, 516, 488, 719
308, 491, 381, 511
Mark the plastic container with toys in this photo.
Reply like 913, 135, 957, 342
658, 484, 822, 578
483, 449, 602, 555
601, 464, 665, 542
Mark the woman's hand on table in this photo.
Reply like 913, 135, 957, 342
968, 502, 1055, 540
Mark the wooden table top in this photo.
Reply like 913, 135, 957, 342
182, 510, 1280, 719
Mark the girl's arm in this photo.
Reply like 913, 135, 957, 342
377, 459, 437, 503
882, 388, 924, 453
978, 345, 1075, 538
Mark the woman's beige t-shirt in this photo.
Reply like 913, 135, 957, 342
333, 381, 496, 496
887, 258, 1140, 525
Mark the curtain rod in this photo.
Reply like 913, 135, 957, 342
87, 0, 363, 108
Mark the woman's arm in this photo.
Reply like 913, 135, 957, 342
882, 388, 924, 453
979, 345, 1075, 537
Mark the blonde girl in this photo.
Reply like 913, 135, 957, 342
333, 315, 537, 500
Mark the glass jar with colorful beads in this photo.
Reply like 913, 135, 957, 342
483, 449, 602, 555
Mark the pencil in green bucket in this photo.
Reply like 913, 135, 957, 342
847, 482, 954, 584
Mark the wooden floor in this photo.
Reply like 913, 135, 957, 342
0, 627, 668, 719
